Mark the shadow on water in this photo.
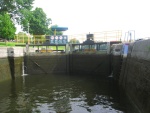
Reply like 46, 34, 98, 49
0, 74, 127, 113
108, 76, 127, 112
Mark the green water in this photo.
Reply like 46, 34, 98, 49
0, 74, 125, 113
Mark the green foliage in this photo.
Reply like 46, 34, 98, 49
0, 13, 16, 39
46, 25, 63, 35
0, 0, 34, 39
0, 42, 17, 47
15, 32, 30, 43
69, 38, 80, 44
0, 0, 34, 12
20, 9, 33, 31
47, 28, 53, 35
0, 0, 34, 21
29, 8, 51, 35
0, 0, 62, 36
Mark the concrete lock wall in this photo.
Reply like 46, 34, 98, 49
0, 58, 12, 81
110, 43, 123, 81
26, 53, 110, 76
70, 54, 110, 76
26, 53, 69, 74
0, 47, 24, 82
119, 39, 150, 113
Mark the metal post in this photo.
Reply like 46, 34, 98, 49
23, 33, 24, 43
54, 29, 56, 36
107, 42, 110, 54
70, 44, 73, 53
56, 45, 58, 52
28, 23, 29, 34
17, 35, 18, 43
46, 46, 47, 53
26, 43, 29, 54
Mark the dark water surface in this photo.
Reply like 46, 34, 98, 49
0, 74, 126, 113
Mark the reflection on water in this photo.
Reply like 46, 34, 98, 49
0, 74, 125, 113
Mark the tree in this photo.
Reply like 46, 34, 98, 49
0, 13, 16, 40
29, 8, 51, 35
46, 25, 63, 35
0, 0, 34, 20
0, 0, 35, 37
20, 9, 33, 32
69, 38, 80, 44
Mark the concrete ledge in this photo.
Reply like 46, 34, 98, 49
0, 47, 24, 58
131, 39, 150, 61
111, 43, 122, 56
0, 47, 8, 58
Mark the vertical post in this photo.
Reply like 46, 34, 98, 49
23, 33, 24, 43
96, 44, 98, 51
79, 45, 80, 51
54, 29, 56, 36
34, 36, 35, 44
65, 45, 66, 53
26, 43, 29, 54
107, 42, 110, 54
70, 44, 73, 53
129, 32, 131, 42
56, 45, 58, 52
66, 44, 70, 53
28, 23, 29, 34
28, 35, 29, 44
17, 35, 18, 43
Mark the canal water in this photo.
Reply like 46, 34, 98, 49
0, 74, 126, 113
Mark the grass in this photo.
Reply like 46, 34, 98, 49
0, 42, 28, 47
0, 42, 66, 50
0, 42, 17, 47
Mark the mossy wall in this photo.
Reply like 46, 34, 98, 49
120, 40, 150, 113
0, 57, 23, 82
0, 58, 11, 81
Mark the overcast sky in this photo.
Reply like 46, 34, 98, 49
32, 0, 150, 39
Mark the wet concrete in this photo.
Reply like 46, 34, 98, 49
0, 47, 24, 81
25, 53, 110, 77
0, 57, 23, 82
25, 53, 69, 74
119, 40, 150, 113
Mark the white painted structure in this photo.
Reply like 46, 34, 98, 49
0, 47, 24, 58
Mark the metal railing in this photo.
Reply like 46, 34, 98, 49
15, 30, 122, 44
68, 30, 122, 43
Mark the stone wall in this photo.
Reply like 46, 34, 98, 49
120, 39, 150, 113
0, 47, 24, 82
111, 55, 122, 81
0, 58, 11, 81
0, 57, 23, 82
